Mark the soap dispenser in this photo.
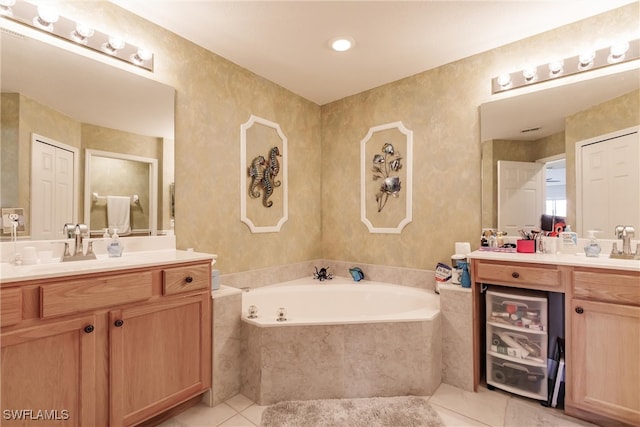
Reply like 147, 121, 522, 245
584, 230, 601, 257
107, 229, 124, 257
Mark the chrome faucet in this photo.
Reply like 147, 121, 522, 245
62, 223, 96, 262
611, 225, 639, 260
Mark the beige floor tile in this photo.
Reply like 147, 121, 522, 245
217, 414, 256, 427
225, 394, 255, 413
504, 397, 599, 427
240, 404, 267, 425
429, 383, 508, 427
174, 402, 236, 427
431, 403, 491, 427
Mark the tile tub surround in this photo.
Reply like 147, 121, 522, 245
220, 259, 438, 291
438, 283, 474, 391
204, 286, 244, 407
240, 317, 442, 405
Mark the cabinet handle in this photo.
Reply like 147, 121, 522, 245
575, 307, 584, 314
84, 325, 95, 334
185, 276, 193, 283
511, 272, 520, 279
114, 319, 124, 327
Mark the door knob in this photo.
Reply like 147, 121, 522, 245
575, 307, 584, 314
185, 276, 193, 283
511, 272, 520, 278
114, 319, 124, 327
84, 325, 94, 333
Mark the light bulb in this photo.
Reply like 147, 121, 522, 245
609, 41, 629, 63
102, 36, 125, 55
548, 60, 563, 76
578, 50, 595, 69
33, 4, 59, 31
496, 73, 511, 88
522, 66, 537, 82
330, 37, 354, 52
70, 22, 94, 44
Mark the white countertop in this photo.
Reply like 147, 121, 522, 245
0, 249, 216, 283
469, 249, 640, 272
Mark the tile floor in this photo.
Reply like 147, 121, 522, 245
158, 383, 598, 427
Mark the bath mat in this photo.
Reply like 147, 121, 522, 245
260, 395, 445, 427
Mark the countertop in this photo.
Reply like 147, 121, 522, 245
468, 249, 640, 272
0, 249, 216, 283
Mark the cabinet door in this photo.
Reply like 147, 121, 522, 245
570, 299, 640, 425
1, 315, 97, 427
109, 294, 211, 427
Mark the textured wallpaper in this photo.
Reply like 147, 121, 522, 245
33, 2, 640, 273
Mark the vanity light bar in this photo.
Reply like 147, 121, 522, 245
491, 38, 639, 94
0, 0, 153, 71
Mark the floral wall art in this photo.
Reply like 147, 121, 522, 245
240, 115, 288, 233
360, 122, 413, 233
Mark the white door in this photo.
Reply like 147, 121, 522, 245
31, 136, 77, 239
498, 160, 545, 237
579, 129, 640, 237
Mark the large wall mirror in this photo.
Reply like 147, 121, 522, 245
480, 65, 639, 238
1, 23, 175, 239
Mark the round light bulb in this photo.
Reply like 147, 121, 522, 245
548, 60, 563, 76
331, 37, 353, 52
137, 47, 152, 61
522, 66, 537, 82
578, 50, 595, 68
37, 4, 59, 24
108, 36, 125, 50
496, 73, 511, 88
609, 41, 629, 63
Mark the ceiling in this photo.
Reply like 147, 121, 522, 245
111, 0, 636, 105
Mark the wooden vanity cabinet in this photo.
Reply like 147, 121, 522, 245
471, 258, 639, 427
0, 260, 212, 427
1, 314, 98, 427
565, 268, 640, 426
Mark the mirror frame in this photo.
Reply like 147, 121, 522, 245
84, 149, 158, 236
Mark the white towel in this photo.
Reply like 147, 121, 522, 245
107, 196, 131, 235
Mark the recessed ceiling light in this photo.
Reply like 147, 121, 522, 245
330, 37, 354, 52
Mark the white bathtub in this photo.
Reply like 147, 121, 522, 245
239, 276, 442, 404
241, 276, 440, 326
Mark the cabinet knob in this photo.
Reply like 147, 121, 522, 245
575, 307, 584, 314
185, 276, 193, 283
114, 319, 124, 327
511, 272, 520, 279
84, 325, 95, 334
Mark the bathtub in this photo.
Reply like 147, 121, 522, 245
241, 276, 439, 326
239, 276, 442, 404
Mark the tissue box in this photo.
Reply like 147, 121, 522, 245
516, 239, 535, 253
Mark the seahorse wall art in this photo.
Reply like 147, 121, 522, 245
248, 146, 282, 207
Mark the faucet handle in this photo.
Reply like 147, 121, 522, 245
623, 226, 635, 238
63, 223, 75, 238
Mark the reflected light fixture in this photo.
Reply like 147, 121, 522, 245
330, 36, 354, 52
1, 0, 154, 71
492, 38, 639, 94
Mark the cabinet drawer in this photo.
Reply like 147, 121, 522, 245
573, 269, 640, 306
475, 261, 562, 290
163, 263, 210, 296
41, 271, 152, 319
1, 287, 22, 327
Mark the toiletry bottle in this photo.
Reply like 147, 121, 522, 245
107, 229, 123, 257
559, 225, 578, 254
103, 228, 110, 239
584, 230, 601, 257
